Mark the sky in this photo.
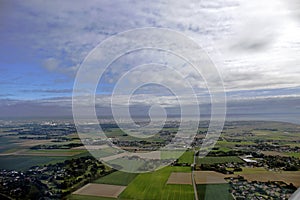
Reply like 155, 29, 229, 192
0, 0, 300, 122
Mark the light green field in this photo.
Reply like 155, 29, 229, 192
235, 167, 268, 175
104, 128, 164, 143
160, 150, 185, 160
94, 171, 138, 186
107, 157, 145, 172
197, 156, 244, 165
120, 166, 194, 200
285, 152, 300, 158
89, 148, 122, 158
252, 130, 300, 141
178, 151, 194, 164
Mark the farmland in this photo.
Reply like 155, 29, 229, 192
194, 171, 227, 184
1, 120, 300, 199
0, 136, 22, 153
19, 149, 86, 156
285, 152, 300, 158
167, 172, 192, 185
235, 167, 268, 174
196, 156, 244, 165
72, 183, 126, 198
178, 150, 194, 164
93, 171, 138, 186
236, 168, 300, 187
120, 166, 194, 200
197, 184, 233, 200
68, 195, 115, 200
0, 155, 70, 170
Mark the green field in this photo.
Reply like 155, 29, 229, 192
178, 151, 194, 165
216, 141, 256, 148
197, 184, 233, 200
104, 128, 164, 143
26, 149, 87, 155
235, 167, 268, 175
285, 152, 300, 158
0, 155, 69, 170
196, 156, 244, 165
68, 194, 115, 200
89, 148, 122, 158
120, 166, 194, 200
0, 137, 21, 153
0, 152, 91, 170
94, 171, 138, 186
107, 157, 145, 172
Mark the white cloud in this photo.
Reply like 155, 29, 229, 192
2, 0, 300, 102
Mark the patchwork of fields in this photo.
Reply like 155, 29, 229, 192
2, 121, 300, 199
70, 167, 238, 200
120, 166, 194, 200
71, 166, 195, 200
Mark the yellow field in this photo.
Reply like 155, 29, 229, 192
241, 172, 300, 187
194, 171, 227, 184
167, 172, 192, 185
73, 183, 126, 198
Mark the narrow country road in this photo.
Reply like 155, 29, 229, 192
192, 150, 199, 200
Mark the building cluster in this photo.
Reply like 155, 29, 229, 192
228, 177, 296, 200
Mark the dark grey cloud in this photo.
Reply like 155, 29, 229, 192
0, 99, 72, 118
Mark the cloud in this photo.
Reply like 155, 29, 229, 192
0, 99, 72, 118
286, 0, 300, 20
1, 0, 300, 114
1, 0, 236, 75
224, 0, 287, 52
20, 89, 73, 94
0, 94, 13, 98
1, 93, 300, 124
43, 58, 79, 76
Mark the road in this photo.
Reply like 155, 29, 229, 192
192, 150, 199, 200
